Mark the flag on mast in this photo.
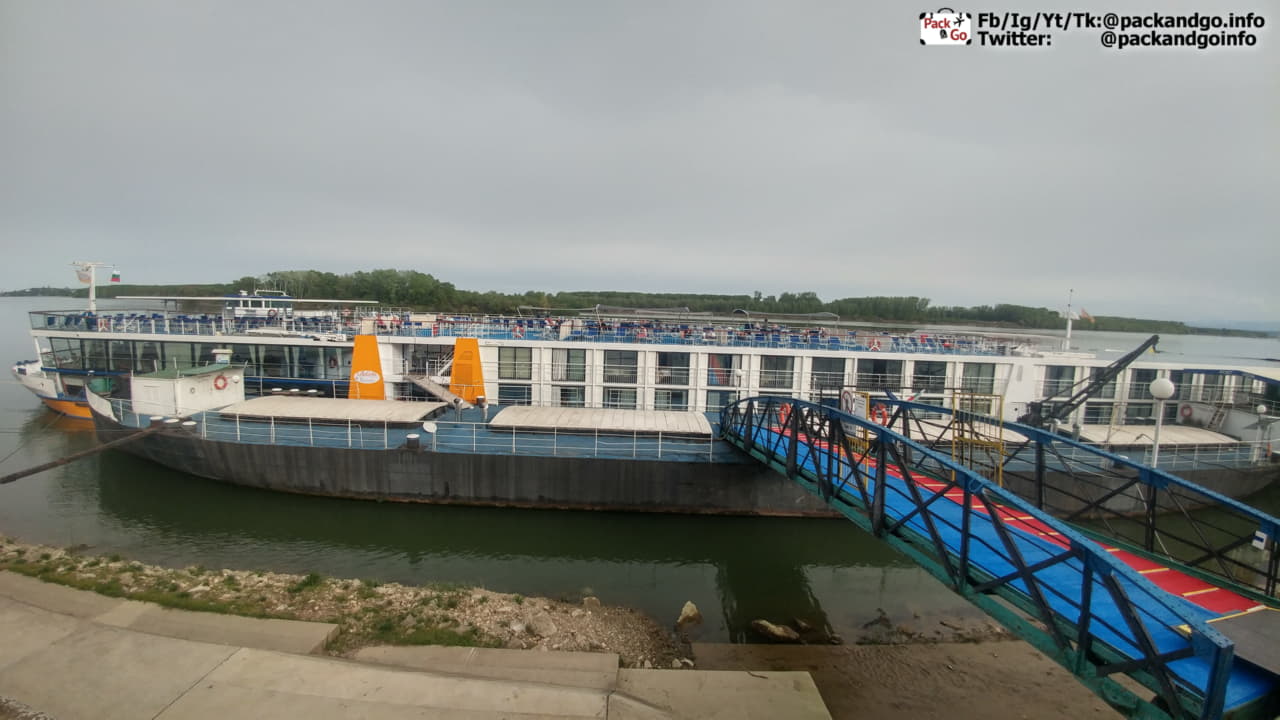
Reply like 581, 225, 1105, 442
1079, 309, 1094, 323
110, 270, 121, 283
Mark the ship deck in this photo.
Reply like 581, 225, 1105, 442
216, 396, 447, 424
487, 406, 713, 436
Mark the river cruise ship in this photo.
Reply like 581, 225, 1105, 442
11, 290, 1280, 465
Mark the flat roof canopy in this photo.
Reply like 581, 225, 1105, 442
489, 406, 712, 436
217, 396, 445, 424
1075, 424, 1237, 446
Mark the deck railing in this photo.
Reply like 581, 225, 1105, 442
30, 309, 1032, 356
109, 398, 719, 461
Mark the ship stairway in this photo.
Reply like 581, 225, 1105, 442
719, 396, 1280, 720
1209, 404, 1231, 432
404, 374, 471, 409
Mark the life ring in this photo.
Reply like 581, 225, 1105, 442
871, 404, 890, 425
513, 325, 524, 339
868, 338, 881, 351
268, 309, 278, 319
328, 356, 338, 369
213, 374, 229, 390
1179, 404, 1193, 419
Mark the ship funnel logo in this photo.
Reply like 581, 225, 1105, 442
353, 370, 381, 384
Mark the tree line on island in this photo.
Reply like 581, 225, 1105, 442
3, 268, 1267, 337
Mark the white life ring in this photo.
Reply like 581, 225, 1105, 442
1179, 404, 1193, 419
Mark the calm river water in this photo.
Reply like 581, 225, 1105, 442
1, 296, 1276, 640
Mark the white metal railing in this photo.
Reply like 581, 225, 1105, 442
117, 400, 720, 461
1052, 440, 1276, 471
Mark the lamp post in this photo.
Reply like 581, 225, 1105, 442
1149, 377, 1176, 468
1256, 404, 1267, 463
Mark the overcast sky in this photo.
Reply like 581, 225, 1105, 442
1, 1, 1275, 324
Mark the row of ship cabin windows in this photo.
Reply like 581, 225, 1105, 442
495, 385, 781, 411
1043, 366, 1265, 404
495, 348, 997, 394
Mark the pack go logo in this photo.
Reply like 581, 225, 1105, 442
920, 7, 972, 45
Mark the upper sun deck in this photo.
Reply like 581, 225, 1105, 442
27, 307, 1047, 357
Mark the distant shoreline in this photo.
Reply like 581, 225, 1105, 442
2, 287, 1273, 339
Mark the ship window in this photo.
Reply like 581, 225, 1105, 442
858, 358, 903, 392
1194, 372, 1226, 403
1169, 371, 1188, 400
296, 346, 321, 379
260, 345, 288, 377
655, 352, 690, 386
810, 357, 845, 392
1128, 368, 1157, 400
705, 389, 739, 411
706, 354, 740, 387
603, 387, 636, 409
1083, 402, 1113, 424
1089, 367, 1116, 399
556, 386, 585, 407
759, 356, 794, 389
603, 351, 637, 384
85, 340, 108, 369
961, 363, 996, 394
109, 340, 133, 372
551, 348, 586, 382
1043, 365, 1075, 397
165, 343, 194, 371
912, 360, 947, 393
1124, 402, 1155, 424
49, 338, 84, 370
497, 384, 532, 406
498, 347, 533, 380
228, 344, 256, 373
655, 389, 688, 411
136, 342, 162, 373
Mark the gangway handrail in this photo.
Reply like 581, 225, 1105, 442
719, 396, 1272, 720
877, 397, 1280, 599
887, 397, 1280, 540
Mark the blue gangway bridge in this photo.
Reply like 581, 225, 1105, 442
719, 396, 1280, 720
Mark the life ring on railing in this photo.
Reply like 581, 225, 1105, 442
328, 356, 338, 369
868, 338, 881, 351
1179, 404, 1193, 419
213, 374, 229, 390
870, 404, 890, 425
267, 309, 278, 319
513, 325, 524, 339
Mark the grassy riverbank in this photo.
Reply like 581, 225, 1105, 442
0, 536, 681, 666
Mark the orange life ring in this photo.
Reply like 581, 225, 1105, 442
869, 338, 882, 351
1179, 404, 1193, 419
871, 404, 890, 425
213, 374, 228, 390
